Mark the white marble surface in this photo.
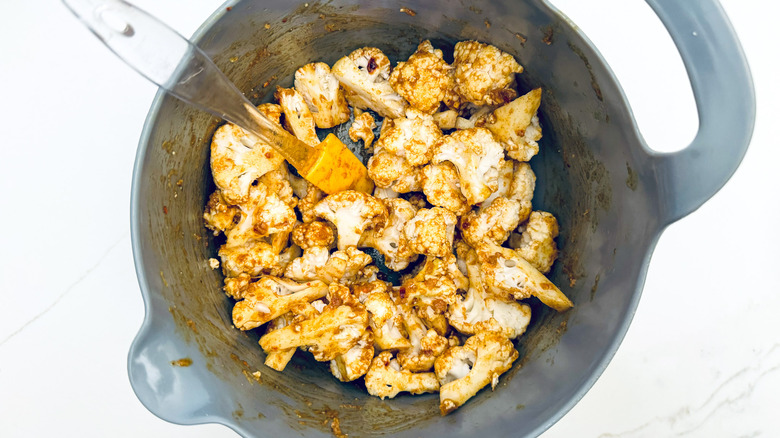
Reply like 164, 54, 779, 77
1, 0, 777, 436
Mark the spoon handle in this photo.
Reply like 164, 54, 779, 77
61, 0, 316, 168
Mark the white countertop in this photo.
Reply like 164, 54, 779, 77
1, 0, 777, 436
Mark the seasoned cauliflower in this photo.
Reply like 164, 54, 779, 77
294, 180, 327, 223
223, 273, 252, 300
396, 304, 449, 372
432, 127, 505, 205
318, 246, 376, 285
435, 331, 518, 415
275, 86, 320, 147
363, 290, 411, 350
259, 283, 368, 361
509, 211, 559, 274
232, 277, 328, 330
294, 62, 351, 129
484, 88, 543, 161
366, 151, 423, 193
364, 351, 440, 399
263, 312, 298, 371
203, 190, 238, 235
218, 239, 279, 278
421, 163, 469, 216
476, 241, 572, 311
284, 246, 329, 281
454, 104, 496, 130
209, 120, 285, 204
291, 220, 335, 249
374, 110, 443, 166
447, 245, 532, 339
401, 254, 467, 335
331, 47, 407, 119
359, 198, 419, 271
432, 109, 458, 130
403, 207, 457, 258
205, 42, 569, 413
460, 197, 523, 247
348, 110, 377, 149
452, 41, 523, 106
313, 190, 388, 250
224, 183, 296, 245
330, 330, 374, 382
389, 40, 454, 114
258, 164, 298, 209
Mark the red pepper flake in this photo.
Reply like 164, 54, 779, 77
163, 205, 168, 215
399, 286, 406, 299
226, 6, 232, 11
282, 17, 288, 23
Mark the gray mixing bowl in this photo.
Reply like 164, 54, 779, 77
128, 0, 755, 436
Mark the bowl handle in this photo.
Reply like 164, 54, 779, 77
646, 0, 755, 224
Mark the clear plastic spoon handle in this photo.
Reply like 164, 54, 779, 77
61, 0, 314, 167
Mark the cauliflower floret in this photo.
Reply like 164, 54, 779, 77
232, 277, 329, 330
313, 190, 388, 250
434, 331, 519, 415
258, 164, 297, 210
271, 235, 301, 277
348, 110, 377, 149
263, 312, 297, 371
363, 290, 411, 350
223, 273, 252, 300
352, 278, 393, 303
294, 62, 351, 129
447, 245, 532, 339
396, 304, 449, 372
476, 241, 572, 311
422, 163, 469, 216
462, 160, 537, 246
209, 120, 285, 204
366, 151, 423, 193
372, 186, 399, 199
389, 40, 454, 114
454, 104, 496, 130
330, 330, 374, 382
291, 220, 335, 250
432, 109, 458, 130
452, 41, 523, 106
218, 239, 279, 278
401, 254, 467, 335
403, 207, 457, 258
460, 197, 523, 247
479, 157, 512, 208
374, 110, 443, 166
275, 86, 320, 147
432, 127, 505, 205
284, 246, 330, 281
259, 283, 368, 361
484, 88, 543, 161
508, 211, 559, 274
203, 190, 239, 235
318, 246, 376, 285
331, 47, 407, 119
224, 183, 296, 245
359, 198, 419, 271
295, 180, 327, 223
508, 161, 536, 210
364, 351, 439, 399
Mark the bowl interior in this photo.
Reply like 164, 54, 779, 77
130, 0, 663, 436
